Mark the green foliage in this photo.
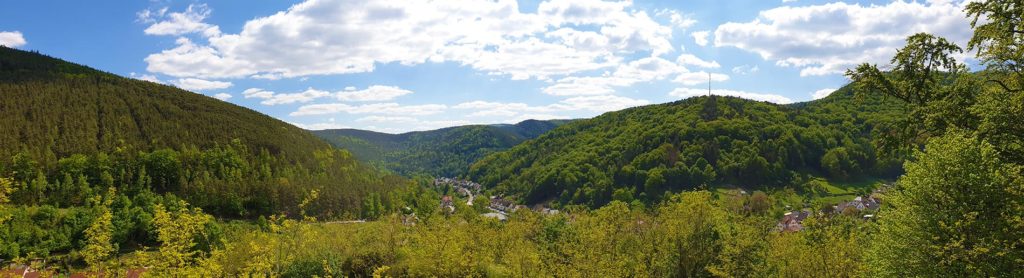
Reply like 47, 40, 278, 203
83, 209, 114, 269
469, 92, 905, 207
868, 133, 1024, 277
313, 119, 568, 177
966, 0, 1024, 92
0, 46, 330, 167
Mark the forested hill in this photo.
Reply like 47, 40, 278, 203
468, 87, 908, 207
0, 46, 329, 166
312, 119, 570, 177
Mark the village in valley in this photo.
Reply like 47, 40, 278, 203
433, 177, 559, 222
432, 177, 888, 233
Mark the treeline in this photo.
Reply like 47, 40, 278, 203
118, 190, 875, 277
0, 139, 412, 261
469, 89, 907, 208
313, 120, 566, 177
0, 46, 330, 167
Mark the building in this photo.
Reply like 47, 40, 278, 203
776, 209, 812, 232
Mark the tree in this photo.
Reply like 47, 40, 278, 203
0, 177, 11, 205
748, 191, 771, 214
868, 133, 1024, 277
846, 33, 969, 152
83, 209, 115, 269
150, 201, 215, 269
966, 0, 1024, 93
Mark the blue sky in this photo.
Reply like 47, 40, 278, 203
0, 0, 974, 133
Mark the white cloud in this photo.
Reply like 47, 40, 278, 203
355, 116, 420, 123
544, 56, 685, 96
673, 71, 729, 86
290, 122, 350, 130
453, 94, 648, 119
143, 0, 676, 80
555, 94, 649, 112
690, 31, 709, 46
253, 88, 332, 106
676, 54, 720, 68
731, 65, 760, 75
129, 72, 163, 83
170, 78, 232, 91
212, 93, 232, 101
0, 31, 26, 48
140, 4, 221, 37
669, 87, 793, 104
353, 116, 470, 131
291, 103, 447, 116
241, 85, 413, 105
336, 85, 413, 102
714, 1, 973, 76
657, 9, 697, 29
811, 88, 836, 100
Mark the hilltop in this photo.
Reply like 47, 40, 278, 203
468, 87, 908, 207
0, 46, 329, 166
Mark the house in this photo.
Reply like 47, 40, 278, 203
776, 209, 812, 232
456, 187, 472, 197
834, 196, 881, 215
489, 197, 515, 213
440, 195, 455, 213
2, 264, 36, 278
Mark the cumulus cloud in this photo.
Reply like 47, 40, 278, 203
353, 116, 470, 131
336, 85, 413, 102
731, 65, 760, 75
212, 93, 232, 101
139, 4, 221, 37
714, 1, 973, 76
0, 31, 26, 47
129, 72, 162, 83
657, 9, 697, 29
544, 56, 685, 96
143, 0, 676, 80
669, 87, 793, 104
453, 94, 648, 119
170, 78, 232, 91
676, 54, 720, 68
690, 31, 709, 46
242, 85, 413, 105
290, 121, 350, 130
811, 88, 836, 100
290, 103, 447, 116
244, 88, 332, 106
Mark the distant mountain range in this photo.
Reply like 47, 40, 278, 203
311, 119, 571, 177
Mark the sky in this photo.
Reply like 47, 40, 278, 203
0, 0, 976, 133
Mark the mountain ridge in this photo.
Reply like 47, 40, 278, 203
0, 46, 330, 166
312, 119, 572, 176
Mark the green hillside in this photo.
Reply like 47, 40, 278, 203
312, 119, 568, 177
0, 49, 413, 260
0, 46, 329, 166
468, 88, 908, 207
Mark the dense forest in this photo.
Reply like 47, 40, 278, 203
1, 0, 1022, 276
0, 48, 412, 268
468, 88, 908, 208
313, 119, 568, 177
0, 46, 330, 167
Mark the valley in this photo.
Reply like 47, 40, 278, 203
1, 0, 1023, 276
